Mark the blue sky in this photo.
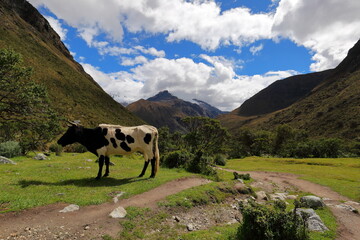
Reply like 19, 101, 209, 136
29, 0, 360, 111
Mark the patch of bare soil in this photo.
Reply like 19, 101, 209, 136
0, 177, 210, 240
222, 169, 360, 240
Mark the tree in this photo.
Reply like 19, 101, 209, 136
182, 116, 230, 156
0, 48, 61, 152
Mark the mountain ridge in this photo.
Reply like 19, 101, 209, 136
127, 91, 225, 132
219, 39, 360, 140
0, 0, 144, 127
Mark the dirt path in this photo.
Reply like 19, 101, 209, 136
222, 169, 360, 240
0, 177, 211, 240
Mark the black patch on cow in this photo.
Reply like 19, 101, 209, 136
144, 133, 152, 144
110, 138, 117, 148
104, 138, 109, 146
126, 135, 135, 144
102, 128, 108, 136
120, 142, 131, 152
115, 129, 125, 141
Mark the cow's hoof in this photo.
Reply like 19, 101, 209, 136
95, 176, 101, 180
149, 174, 155, 178
103, 173, 109, 177
138, 174, 144, 178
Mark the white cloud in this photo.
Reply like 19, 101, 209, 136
30, 0, 360, 71
81, 63, 143, 104
249, 44, 264, 55
272, 0, 360, 71
81, 57, 296, 111
120, 56, 148, 66
45, 16, 67, 40
134, 46, 166, 58
29, 0, 360, 110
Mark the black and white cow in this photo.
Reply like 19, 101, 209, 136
57, 122, 160, 179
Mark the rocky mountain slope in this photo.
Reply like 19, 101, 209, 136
127, 90, 225, 132
219, 39, 360, 139
0, 0, 143, 127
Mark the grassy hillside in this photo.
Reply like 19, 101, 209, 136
233, 70, 333, 116
220, 39, 360, 140
0, 0, 143, 127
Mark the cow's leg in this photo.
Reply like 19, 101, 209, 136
96, 155, 105, 180
150, 157, 156, 178
138, 160, 150, 177
103, 156, 110, 177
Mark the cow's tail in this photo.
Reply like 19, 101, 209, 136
153, 131, 160, 176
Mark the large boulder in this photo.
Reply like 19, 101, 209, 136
300, 195, 325, 209
296, 208, 329, 232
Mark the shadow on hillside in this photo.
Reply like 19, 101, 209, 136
17, 176, 148, 188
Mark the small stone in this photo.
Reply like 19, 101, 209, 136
187, 223, 195, 231
173, 216, 180, 222
237, 179, 244, 184
84, 225, 90, 230
256, 191, 268, 200
287, 195, 298, 200
109, 206, 127, 218
34, 153, 47, 160
59, 204, 80, 213
270, 192, 288, 201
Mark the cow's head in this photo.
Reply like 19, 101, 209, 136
57, 121, 83, 147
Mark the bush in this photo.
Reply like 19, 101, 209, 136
233, 172, 251, 180
214, 154, 227, 166
49, 143, 63, 156
0, 141, 22, 158
63, 143, 88, 153
237, 201, 309, 240
161, 150, 194, 168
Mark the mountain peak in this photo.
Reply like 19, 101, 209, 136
147, 90, 178, 102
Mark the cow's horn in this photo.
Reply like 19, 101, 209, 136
67, 120, 81, 126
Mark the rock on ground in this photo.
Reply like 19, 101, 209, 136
296, 208, 329, 232
255, 191, 268, 200
0, 156, 17, 165
34, 153, 47, 160
59, 204, 80, 213
335, 204, 359, 213
300, 195, 325, 209
269, 192, 288, 201
109, 206, 127, 218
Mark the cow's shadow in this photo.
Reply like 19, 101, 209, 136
18, 176, 148, 188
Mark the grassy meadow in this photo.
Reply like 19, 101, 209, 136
224, 156, 360, 201
0, 152, 195, 212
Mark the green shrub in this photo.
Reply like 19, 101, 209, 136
233, 172, 251, 180
214, 154, 227, 166
0, 141, 22, 158
161, 150, 194, 168
49, 143, 63, 156
237, 201, 309, 240
64, 143, 88, 153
